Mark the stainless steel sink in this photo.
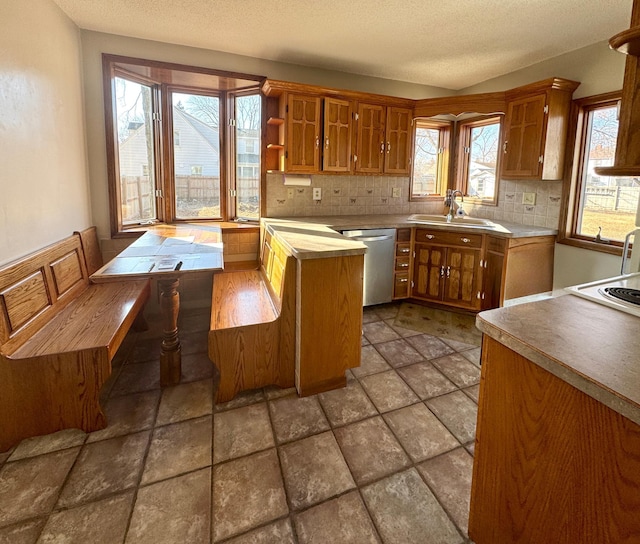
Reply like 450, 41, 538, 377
407, 214, 497, 229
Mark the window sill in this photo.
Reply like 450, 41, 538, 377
557, 235, 624, 257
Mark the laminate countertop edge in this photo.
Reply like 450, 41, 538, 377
476, 295, 640, 426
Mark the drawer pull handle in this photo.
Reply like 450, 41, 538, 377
400, 248, 410, 253
426, 234, 435, 240
440, 266, 445, 277
461, 237, 471, 243
398, 278, 408, 283
446, 266, 451, 278
398, 263, 409, 268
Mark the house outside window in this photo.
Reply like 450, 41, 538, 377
410, 120, 450, 200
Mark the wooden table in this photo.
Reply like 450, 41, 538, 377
91, 224, 223, 385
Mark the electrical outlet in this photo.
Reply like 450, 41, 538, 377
287, 188, 294, 199
392, 187, 401, 198
522, 192, 536, 205
313, 187, 322, 201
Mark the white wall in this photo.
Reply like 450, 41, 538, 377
0, 0, 90, 266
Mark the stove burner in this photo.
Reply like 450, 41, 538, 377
603, 287, 640, 306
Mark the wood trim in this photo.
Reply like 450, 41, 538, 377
504, 77, 580, 101
414, 92, 506, 118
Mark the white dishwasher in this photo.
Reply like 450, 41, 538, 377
341, 229, 396, 306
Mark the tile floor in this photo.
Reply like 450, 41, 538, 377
0, 303, 480, 544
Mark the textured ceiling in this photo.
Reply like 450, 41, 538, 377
52, 0, 632, 90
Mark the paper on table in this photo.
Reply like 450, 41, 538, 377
155, 258, 181, 271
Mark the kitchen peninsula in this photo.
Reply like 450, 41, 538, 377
469, 295, 640, 543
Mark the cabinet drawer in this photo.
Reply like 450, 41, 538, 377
396, 243, 411, 257
394, 272, 409, 298
396, 228, 412, 242
415, 229, 482, 248
395, 256, 410, 271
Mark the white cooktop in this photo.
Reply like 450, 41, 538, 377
565, 272, 640, 318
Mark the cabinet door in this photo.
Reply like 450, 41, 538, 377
443, 247, 481, 309
355, 103, 385, 173
287, 94, 321, 173
323, 98, 352, 172
501, 94, 546, 179
412, 243, 445, 301
384, 107, 412, 174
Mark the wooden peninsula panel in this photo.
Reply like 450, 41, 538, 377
296, 253, 363, 396
470, 336, 640, 543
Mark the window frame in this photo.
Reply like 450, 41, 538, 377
409, 119, 451, 201
558, 91, 627, 256
102, 54, 264, 236
453, 115, 502, 205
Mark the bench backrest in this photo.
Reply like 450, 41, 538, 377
75, 226, 103, 275
0, 235, 89, 354
260, 228, 295, 311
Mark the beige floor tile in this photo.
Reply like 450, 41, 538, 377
57, 432, 149, 508
213, 449, 288, 542
294, 490, 380, 544
223, 518, 295, 544
214, 403, 274, 464
181, 352, 215, 383
142, 416, 212, 485
374, 338, 424, 368
110, 361, 160, 397
39, 491, 134, 544
156, 379, 213, 425
396, 361, 458, 400
361, 469, 463, 544
264, 385, 297, 400
178, 308, 211, 334
375, 304, 400, 320
418, 448, 474, 537
361, 335, 370, 346
383, 403, 459, 462
334, 417, 410, 485
269, 396, 329, 444
0, 448, 79, 526
9, 429, 86, 462
359, 370, 419, 413
0, 518, 46, 544
362, 321, 400, 344
426, 391, 478, 444
463, 384, 480, 402
214, 388, 265, 412
385, 319, 423, 338
362, 309, 381, 324
466, 441, 476, 456
127, 468, 211, 544
460, 347, 482, 366
441, 337, 478, 352
406, 334, 456, 360
180, 331, 209, 355
318, 380, 377, 427
279, 432, 355, 510
351, 345, 391, 378
129, 337, 162, 364
431, 353, 481, 388
87, 390, 160, 443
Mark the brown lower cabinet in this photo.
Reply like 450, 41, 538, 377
399, 228, 555, 311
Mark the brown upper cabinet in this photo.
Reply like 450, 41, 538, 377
501, 78, 580, 180
286, 94, 322, 173
323, 98, 353, 172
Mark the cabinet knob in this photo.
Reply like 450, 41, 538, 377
446, 266, 451, 278
316, 137, 320, 149
399, 263, 409, 268
426, 234, 435, 240
440, 266, 445, 277
387, 142, 391, 154
398, 278, 408, 283
325, 138, 330, 149
400, 247, 410, 253
461, 237, 471, 243
503, 142, 508, 154
380, 142, 385, 154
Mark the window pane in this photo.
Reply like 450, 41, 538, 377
115, 77, 157, 225
172, 92, 221, 219
235, 94, 261, 220
467, 123, 499, 199
577, 105, 639, 242
412, 125, 440, 196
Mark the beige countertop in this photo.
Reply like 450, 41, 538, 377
269, 214, 557, 238
477, 294, 640, 426
262, 214, 557, 260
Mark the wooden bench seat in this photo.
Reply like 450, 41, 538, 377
0, 232, 149, 451
209, 231, 295, 403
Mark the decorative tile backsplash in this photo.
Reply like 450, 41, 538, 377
265, 173, 562, 229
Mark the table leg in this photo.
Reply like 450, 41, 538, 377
158, 278, 181, 386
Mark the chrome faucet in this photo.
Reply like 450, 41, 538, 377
446, 190, 464, 222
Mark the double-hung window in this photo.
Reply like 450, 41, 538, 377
562, 92, 639, 252
104, 55, 263, 234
